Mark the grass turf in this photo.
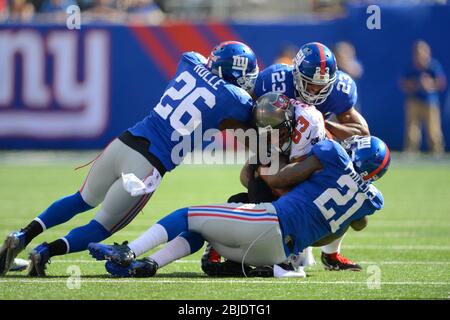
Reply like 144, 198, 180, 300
0, 156, 449, 299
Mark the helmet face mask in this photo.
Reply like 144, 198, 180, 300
236, 66, 259, 94
257, 122, 292, 155
293, 68, 336, 105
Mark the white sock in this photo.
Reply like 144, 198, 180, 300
149, 236, 191, 268
321, 235, 344, 254
128, 224, 168, 257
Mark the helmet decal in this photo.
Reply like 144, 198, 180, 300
206, 41, 258, 94
273, 94, 290, 110
232, 56, 249, 72
313, 66, 331, 83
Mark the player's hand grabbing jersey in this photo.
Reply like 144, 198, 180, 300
129, 52, 254, 172
254, 64, 358, 117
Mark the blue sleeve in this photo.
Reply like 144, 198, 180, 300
311, 139, 349, 170
336, 74, 358, 113
322, 71, 357, 115
180, 51, 207, 66
347, 79, 358, 108
254, 67, 272, 98
223, 85, 254, 123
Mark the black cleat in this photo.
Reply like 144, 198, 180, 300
105, 258, 158, 278
201, 244, 252, 276
28, 243, 51, 277
88, 241, 135, 266
321, 252, 362, 271
0, 231, 27, 276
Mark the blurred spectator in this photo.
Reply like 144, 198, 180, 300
125, 0, 165, 24
83, 0, 127, 22
310, 0, 345, 16
9, 0, 35, 21
334, 41, 363, 81
274, 44, 298, 65
400, 40, 447, 154
86, 0, 120, 14
40, 0, 76, 12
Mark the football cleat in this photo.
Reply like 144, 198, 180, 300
10, 258, 30, 272
321, 252, 362, 271
28, 243, 51, 277
247, 265, 274, 277
201, 244, 252, 277
0, 230, 27, 276
88, 241, 135, 266
273, 264, 306, 278
202, 243, 221, 263
105, 258, 158, 278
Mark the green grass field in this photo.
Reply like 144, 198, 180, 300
0, 153, 449, 299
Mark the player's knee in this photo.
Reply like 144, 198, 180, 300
179, 231, 204, 254
79, 187, 102, 208
75, 191, 96, 210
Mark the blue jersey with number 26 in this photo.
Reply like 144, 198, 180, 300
129, 52, 253, 172
273, 139, 384, 254
254, 64, 357, 116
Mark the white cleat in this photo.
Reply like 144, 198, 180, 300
10, 258, 30, 272
273, 265, 306, 278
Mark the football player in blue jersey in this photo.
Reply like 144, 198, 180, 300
0, 41, 259, 277
250, 42, 371, 270
87, 134, 390, 278
254, 42, 369, 141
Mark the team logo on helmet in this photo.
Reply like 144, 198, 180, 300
232, 56, 249, 71
273, 94, 290, 110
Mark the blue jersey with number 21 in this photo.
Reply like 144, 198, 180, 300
254, 64, 358, 116
129, 52, 253, 172
273, 139, 384, 254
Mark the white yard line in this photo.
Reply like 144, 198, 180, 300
47, 259, 450, 265
339, 245, 450, 250
0, 279, 448, 286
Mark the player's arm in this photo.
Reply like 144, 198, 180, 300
325, 107, 370, 140
258, 154, 323, 189
240, 160, 257, 188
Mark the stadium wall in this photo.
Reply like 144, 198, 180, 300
1, 5, 449, 151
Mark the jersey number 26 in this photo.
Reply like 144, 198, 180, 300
154, 71, 215, 135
